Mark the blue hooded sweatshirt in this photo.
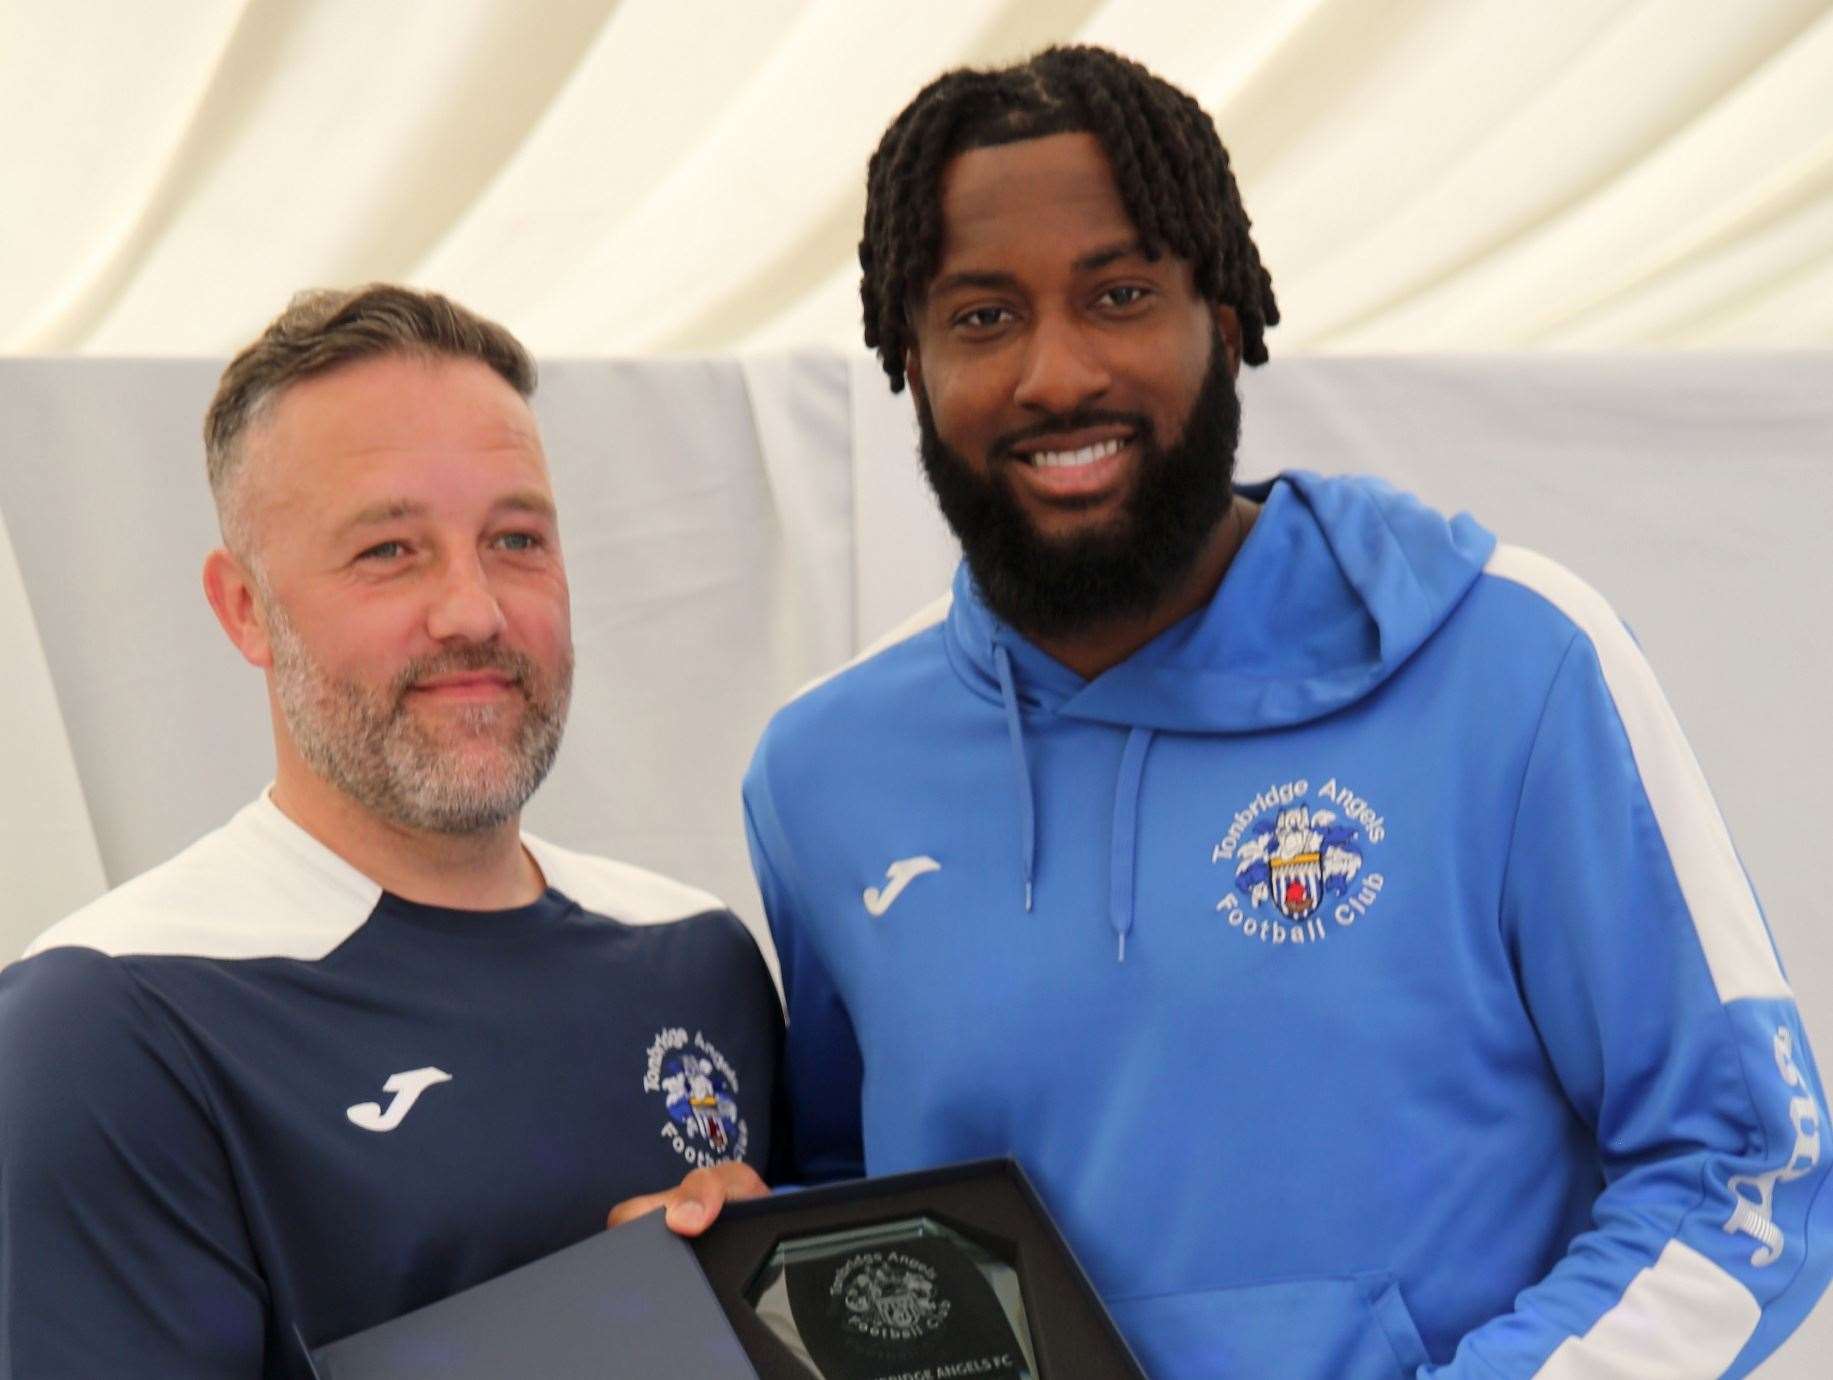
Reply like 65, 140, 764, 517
744, 471, 1831, 1379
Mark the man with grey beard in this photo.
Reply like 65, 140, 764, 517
0, 285, 780, 1379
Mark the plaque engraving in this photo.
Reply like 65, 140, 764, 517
748, 1216, 1035, 1379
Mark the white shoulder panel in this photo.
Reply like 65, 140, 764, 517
1485, 544, 1788, 1004
788, 591, 952, 704
522, 834, 725, 927
1531, 1239, 1758, 1378
24, 794, 380, 962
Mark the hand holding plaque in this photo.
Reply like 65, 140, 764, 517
309, 1159, 1141, 1379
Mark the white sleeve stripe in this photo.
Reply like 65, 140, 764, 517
1531, 1240, 1759, 1378
21, 793, 382, 962
23, 797, 731, 961
786, 591, 952, 704
1486, 545, 1788, 1004
521, 834, 726, 926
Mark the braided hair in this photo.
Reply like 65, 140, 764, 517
859, 45, 1279, 393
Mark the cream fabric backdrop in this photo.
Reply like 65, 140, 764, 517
4, 1, 1830, 357
0, 505, 107, 925
4, 1, 1832, 1366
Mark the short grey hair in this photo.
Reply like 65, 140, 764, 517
204, 284, 536, 555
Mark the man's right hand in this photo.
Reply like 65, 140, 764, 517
606, 1162, 769, 1236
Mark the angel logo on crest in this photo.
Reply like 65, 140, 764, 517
1234, 802, 1364, 920
660, 1049, 740, 1155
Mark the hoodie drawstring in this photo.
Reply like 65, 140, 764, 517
992, 641, 1036, 911
1110, 727, 1153, 962
994, 640, 1152, 959
997, 637, 1151, 952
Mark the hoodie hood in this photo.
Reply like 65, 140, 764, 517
943, 471, 1495, 954
946, 470, 1495, 732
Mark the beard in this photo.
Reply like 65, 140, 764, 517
915, 326, 1241, 640
263, 595, 572, 835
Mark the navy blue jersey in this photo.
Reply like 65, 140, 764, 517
0, 795, 780, 1378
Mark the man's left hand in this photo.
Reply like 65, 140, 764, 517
605, 1162, 769, 1236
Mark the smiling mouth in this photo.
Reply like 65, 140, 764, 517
1001, 428, 1138, 506
1027, 436, 1126, 469
407, 675, 519, 701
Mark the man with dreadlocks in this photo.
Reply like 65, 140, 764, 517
648, 45, 1831, 1378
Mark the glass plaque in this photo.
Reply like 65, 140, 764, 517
746, 1216, 1036, 1379
690, 1158, 1146, 1379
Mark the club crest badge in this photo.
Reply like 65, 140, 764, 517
1212, 777, 1386, 948
833, 1251, 951, 1341
1239, 801, 1363, 920
642, 1027, 748, 1168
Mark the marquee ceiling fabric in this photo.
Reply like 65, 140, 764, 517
5, 0, 1830, 357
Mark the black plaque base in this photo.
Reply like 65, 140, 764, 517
691, 1158, 1145, 1380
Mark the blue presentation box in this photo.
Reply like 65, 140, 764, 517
307, 1209, 753, 1378
310, 1158, 1143, 1379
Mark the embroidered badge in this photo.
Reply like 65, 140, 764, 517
642, 1027, 748, 1168
1724, 1025, 1822, 1266
1212, 777, 1386, 947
